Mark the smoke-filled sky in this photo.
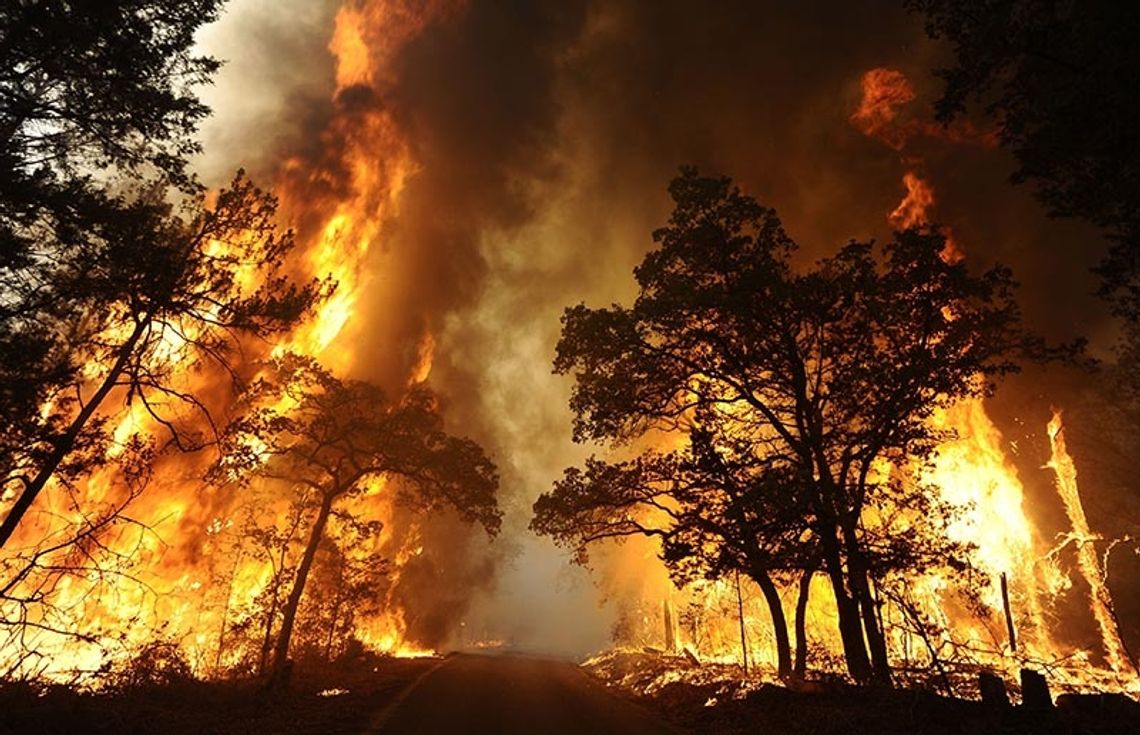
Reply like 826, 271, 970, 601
194, 0, 1120, 656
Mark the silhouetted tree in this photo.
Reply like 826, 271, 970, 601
533, 422, 812, 680
0, 173, 320, 551
0, 2, 319, 552
0, 1, 221, 187
535, 168, 1050, 683
0, 1, 225, 473
907, 0, 1140, 319
211, 354, 500, 691
295, 537, 392, 664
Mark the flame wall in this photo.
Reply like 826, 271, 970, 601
3, 0, 1137, 683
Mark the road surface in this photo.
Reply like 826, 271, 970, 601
370, 653, 684, 734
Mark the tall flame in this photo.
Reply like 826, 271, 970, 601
1046, 411, 1136, 674
0, 0, 466, 682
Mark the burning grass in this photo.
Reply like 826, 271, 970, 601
584, 650, 1140, 735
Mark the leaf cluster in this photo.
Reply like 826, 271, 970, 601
212, 353, 501, 536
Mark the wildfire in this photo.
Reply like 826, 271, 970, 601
595, 67, 1140, 696
1, 12, 1136, 701
0, 0, 460, 682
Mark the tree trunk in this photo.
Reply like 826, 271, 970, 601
854, 572, 891, 685
794, 569, 812, 678
735, 571, 748, 675
324, 568, 346, 662
818, 523, 872, 682
269, 490, 335, 692
752, 569, 792, 680
0, 318, 148, 550
258, 595, 277, 677
258, 559, 287, 676
842, 521, 891, 685
215, 547, 243, 672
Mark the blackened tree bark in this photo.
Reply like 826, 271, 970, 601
753, 568, 791, 679
793, 569, 812, 678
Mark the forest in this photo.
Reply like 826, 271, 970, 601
1, 1, 1138, 734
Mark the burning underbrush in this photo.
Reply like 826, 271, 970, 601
584, 649, 1140, 735
0, 0, 499, 689
584, 648, 767, 700
0, 650, 440, 735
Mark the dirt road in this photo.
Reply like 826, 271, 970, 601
370, 653, 683, 734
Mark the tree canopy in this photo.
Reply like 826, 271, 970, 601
0, 2, 331, 552
1, 0, 225, 438
212, 354, 500, 688
533, 168, 1049, 682
0, 0, 222, 187
0, 172, 320, 551
907, 0, 1140, 318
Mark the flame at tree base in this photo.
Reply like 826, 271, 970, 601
597, 401, 1139, 698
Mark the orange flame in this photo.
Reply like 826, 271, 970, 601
850, 68, 916, 150
888, 171, 935, 230
1046, 411, 1136, 675
0, 0, 467, 682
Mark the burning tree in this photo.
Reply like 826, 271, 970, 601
0, 172, 321, 551
211, 354, 500, 689
533, 168, 1055, 684
0, 1, 323, 553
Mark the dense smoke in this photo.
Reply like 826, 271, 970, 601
196, 0, 1132, 657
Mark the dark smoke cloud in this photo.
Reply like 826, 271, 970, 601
353, 0, 591, 391
197, 0, 342, 185
201, 0, 1130, 656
